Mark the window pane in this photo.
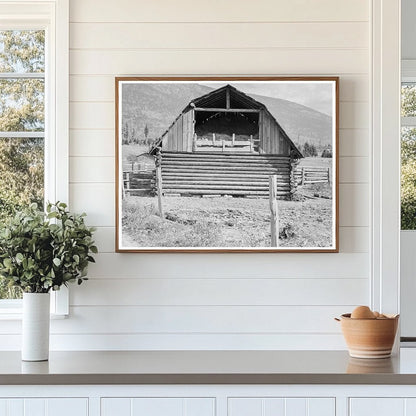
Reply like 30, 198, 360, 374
0, 32, 45, 300
402, 83, 416, 117
0, 138, 44, 299
0, 137, 44, 217
0, 78, 44, 131
401, 126, 416, 230
0, 30, 45, 73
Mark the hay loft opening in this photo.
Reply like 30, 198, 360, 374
150, 84, 302, 158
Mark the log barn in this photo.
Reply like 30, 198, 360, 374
149, 84, 303, 199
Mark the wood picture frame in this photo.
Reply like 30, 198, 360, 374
115, 77, 339, 253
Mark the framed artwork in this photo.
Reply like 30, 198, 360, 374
115, 77, 339, 252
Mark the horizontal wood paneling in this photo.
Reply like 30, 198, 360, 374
70, 157, 114, 183
91, 227, 115, 253
339, 102, 369, 129
339, 157, 369, 183
86, 253, 369, 279
53, 0, 373, 350
50, 305, 352, 334
69, 0, 369, 23
70, 103, 113, 129
0, 306, 355, 335
69, 130, 115, 157
70, 278, 368, 306
70, 49, 368, 76
339, 129, 369, 157
339, 184, 369, 227
339, 227, 369, 253
69, 183, 114, 226
70, 22, 368, 50
0, 333, 347, 350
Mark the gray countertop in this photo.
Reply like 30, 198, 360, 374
1, 349, 416, 385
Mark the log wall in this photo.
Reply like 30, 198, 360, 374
160, 151, 292, 198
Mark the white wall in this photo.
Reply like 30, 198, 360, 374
3, 0, 372, 350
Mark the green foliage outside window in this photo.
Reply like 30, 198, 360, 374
0, 30, 45, 298
401, 84, 416, 230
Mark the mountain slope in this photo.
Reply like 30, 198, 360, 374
121, 83, 332, 151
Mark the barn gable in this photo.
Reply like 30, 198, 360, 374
150, 84, 303, 158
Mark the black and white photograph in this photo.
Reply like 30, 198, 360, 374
116, 77, 338, 252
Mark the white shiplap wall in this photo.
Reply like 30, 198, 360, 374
8, 0, 373, 350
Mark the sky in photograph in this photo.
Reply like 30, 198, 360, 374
199, 81, 334, 116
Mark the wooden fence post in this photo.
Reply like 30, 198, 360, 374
269, 175, 278, 247
156, 151, 164, 220
122, 172, 130, 199
301, 167, 305, 185
327, 167, 331, 185
212, 133, 216, 145
222, 139, 225, 152
232, 133, 235, 146
192, 133, 197, 152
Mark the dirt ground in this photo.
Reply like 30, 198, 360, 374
122, 188, 333, 249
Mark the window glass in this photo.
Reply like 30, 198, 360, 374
0, 30, 45, 73
402, 83, 416, 117
0, 79, 44, 131
401, 84, 416, 230
0, 30, 45, 299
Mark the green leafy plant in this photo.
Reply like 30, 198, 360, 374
0, 202, 97, 293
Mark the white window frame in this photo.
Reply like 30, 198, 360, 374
371, 0, 401, 325
401, 61, 416, 127
399, 60, 416, 340
0, 0, 69, 317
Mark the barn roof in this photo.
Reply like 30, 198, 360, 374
150, 84, 303, 158
192, 84, 264, 110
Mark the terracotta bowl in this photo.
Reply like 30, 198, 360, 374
337, 313, 399, 359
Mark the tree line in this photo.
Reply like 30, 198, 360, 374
302, 141, 332, 158
122, 122, 156, 146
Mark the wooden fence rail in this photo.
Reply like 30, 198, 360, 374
122, 170, 155, 197
294, 166, 330, 185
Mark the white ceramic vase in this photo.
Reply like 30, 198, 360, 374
22, 292, 50, 361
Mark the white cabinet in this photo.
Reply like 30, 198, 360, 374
228, 398, 335, 416
0, 398, 88, 416
350, 398, 416, 416
101, 398, 215, 416
6, 386, 416, 416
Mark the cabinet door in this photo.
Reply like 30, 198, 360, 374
228, 398, 335, 416
101, 398, 215, 416
350, 398, 416, 416
0, 398, 88, 416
